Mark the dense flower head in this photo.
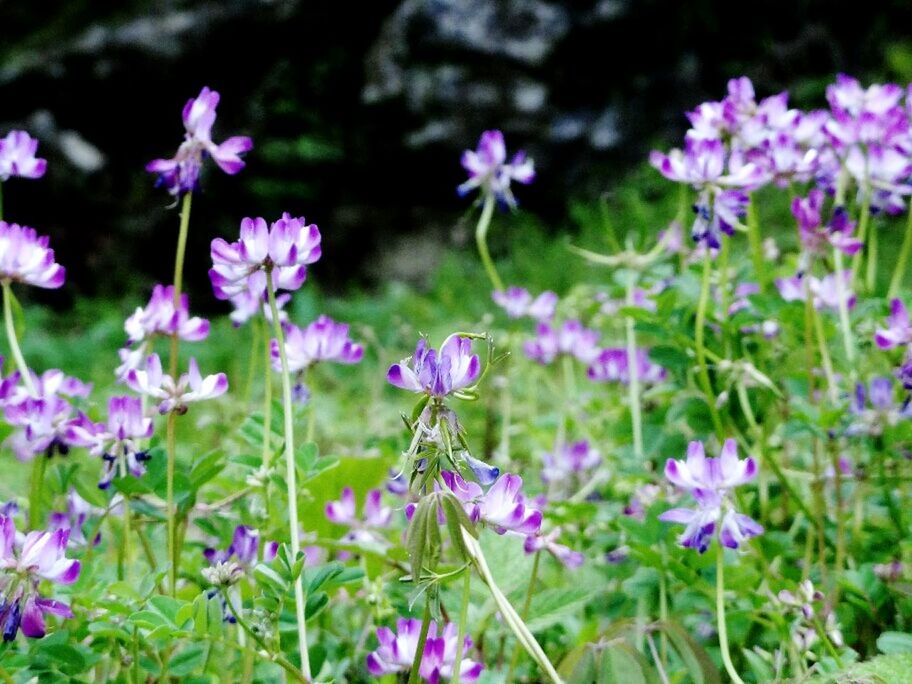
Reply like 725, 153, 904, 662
458, 129, 534, 208
659, 440, 762, 553
0, 517, 80, 640
776, 271, 855, 311
523, 320, 600, 365
0, 131, 47, 181
875, 299, 912, 350
491, 287, 557, 320
792, 190, 862, 258
125, 354, 228, 414
271, 315, 364, 374
146, 87, 253, 196
587, 347, 667, 385
209, 213, 322, 300
540, 440, 601, 487
366, 618, 483, 683
388, 336, 480, 398
0, 222, 65, 289
441, 471, 542, 536
847, 377, 912, 436
204, 525, 277, 568
124, 284, 210, 345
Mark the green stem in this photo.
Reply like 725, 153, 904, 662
169, 192, 193, 380
261, 315, 274, 522
166, 410, 177, 596
2, 282, 36, 395
506, 550, 542, 680
625, 275, 644, 459
888, 204, 912, 298
27, 455, 47, 529
866, 217, 878, 293
266, 268, 311, 681
832, 249, 856, 365
812, 617, 844, 667
407, 598, 433, 684
452, 568, 472, 683
305, 367, 316, 444
747, 194, 766, 292
809, 300, 838, 404
475, 193, 504, 292
716, 546, 745, 684
850, 181, 871, 290
695, 253, 725, 439
243, 316, 261, 407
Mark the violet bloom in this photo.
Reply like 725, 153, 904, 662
0, 222, 65, 289
793, 191, 862, 259
847, 377, 912, 437
326, 488, 393, 548
124, 284, 210, 345
524, 528, 584, 568
125, 354, 227, 414
227, 285, 289, 328
492, 287, 557, 320
659, 440, 763, 553
209, 213, 322, 300
442, 471, 542, 536
271, 315, 364, 374
367, 618, 484, 683
66, 396, 154, 489
875, 299, 912, 350
458, 130, 534, 208
147, 87, 253, 196
587, 347, 667, 385
0, 517, 80, 640
0, 131, 47, 181
540, 440, 601, 489
524, 320, 601, 365
388, 336, 480, 399
47, 491, 99, 548
776, 271, 855, 311
204, 525, 277, 568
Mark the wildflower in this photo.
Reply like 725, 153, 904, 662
0, 131, 47, 181
846, 377, 912, 436
204, 525, 277, 568
587, 347, 666, 385
125, 354, 227, 414
227, 284, 289, 327
622, 483, 663, 520
326, 488, 392, 548
523, 320, 600, 365
659, 440, 763, 553
387, 336, 480, 398
0, 222, 65, 289
271, 315, 364, 374
441, 471, 542, 536
146, 87, 253, 196
491, 287, 557, 320
792, 191, 862, 260
0, 517, 80, 640
209, 214, 321, 300
540, 439, 601, 490
875, 299, 912, 350
776, 271, 855, 311
524, 528, 584, 568
47, 491, 100, 548
366, 618, 483, 682
776, 579, 844, 654
457, 130, 534, 208
124, 284, 210, 345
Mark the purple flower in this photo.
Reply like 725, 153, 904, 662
47, 491, 99, 548
441, 471, 542, 536
66, 396, 154, 489
587, 347, 667, 385
0, 517, 80, 640
524, 528, 584, 568
209, 214, 322, 300
0, 131, 47, 181
271, 315, 364, 373
491, 287, 557, 320
227, 285, 289, 328
367, 618, 483, 683
124, 284, 210, 345
776, 271, 855, 311
388, 336, 481, 399
204, 525, 277, 568
847, 377, 912, 436
326, 488, 392, 548
147, 87, 253, 196
125, 354, 227, 414
523, 320, 601, 365
540, 440, 601, 488
792, 191, 862, 258
458, 130, 534, 208
659, 440, 762, 553
876, 299, 912, 350
0, 222, 65, 289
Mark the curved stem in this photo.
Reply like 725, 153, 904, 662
475, 193, 504, 292
850, 181, 871, 289
809, 301, 838, 404
2, 282, 35, 395
695, 253, 725, 439
832, 249, 855, 365
452, 567, 472, 683
266, 268, 311, 681
716, 545, 745, 684
625, 275, 644, 459
407, 597, 433, 684
506, 549, 541, 680
888, 204, 912, 298
166, 410, 177, 596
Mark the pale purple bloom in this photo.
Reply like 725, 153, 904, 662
47, 491, 99, 548
124, 284, 210, 345
3, 375, 88, 461
442, 471, 542, 536
599, 284, 662, 315
847, 377, 912, 436
876, 299, 912, 350
524, 528, 584, 568
227, 285, 289, 327
367, 618, 483, 683
387, 336, 480, 398
271, 315, 363, 373
623, 483, 663, 520
458, 130, 534, 208
147, 86, 253, 196
0, 517, 79, 640
326, 488, 392, 548
209, 214, 322, 300
541, 440, 601, 486
524, 320, 601, 365
0, 131, 47, 181
776, 271, 855, 311
125, 354, 227, 414
492, 287, 557, 320
587, 347, 667, 385
66, 396, 154, 489
204, 525, 277, 568
792, 191, 862, 258
0, 222, 65, 289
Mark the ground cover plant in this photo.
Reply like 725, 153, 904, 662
0, 75, 912, 683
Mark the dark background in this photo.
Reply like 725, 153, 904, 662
2, 0, 911, 306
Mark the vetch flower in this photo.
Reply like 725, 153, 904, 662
776, 271, 855, 311
0, 131, 47, 181
367, 618, 484, 683
792, 191, 862, 260
492, 287, 557, 320
147, 87, 253, 196
0, 222, 65, 289
875, 299, 912, 350
540, 439, 601, 489
47, 491, 100, 548
524, 528, 584, 568
124, 284, 210, 345
204, 525, 277, 568
523, 320, 600, 365
125, 354, 227, 414
458, 130, 534, 208
387, 336, 480, 398
271, 315, 364, 373
587, 347, 667, 385
227, 284, 289, 328
442, 471, 542, 536
847, 377, 912, 436
325, 488, 393, 548
0, 517, 80, 640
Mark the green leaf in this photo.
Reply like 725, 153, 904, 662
255, 563, 289, 595
148, 595, 184, 625
598, 642, 658, 684
168, 644, 207, 677
877, 631, 912, 655
656, 620, 721, 684
559, 644, 597, 684
307, 562, 344, 594
190, 450, 225, 488
407, 497, 432, 579
525, 587, 597, 632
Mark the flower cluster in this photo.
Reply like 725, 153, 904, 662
0, 222, 65, 289
125, 354, 228, 415
0, 131, 47, 182
492, 287, 557, 320
325, 488, 393, 549
388, 336, 480, 399
458, 130, 534, 208
367, 618, 484, 683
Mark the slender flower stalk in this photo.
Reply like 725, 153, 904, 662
266, 267, 311, 680
695, 253, 725, 438
716, 545, 746, 684
832, 247, 856, 364
746, 197, 766, 291
506, 549, 542, 681
2, 283, 35, 396
451, 568, 471, 683
850, 181, 871, 289
474, 192, 502, 292
888, 206, 912, 298
407, 599, 433, 684
166, 411, 177, 595
625, 275, 644, 459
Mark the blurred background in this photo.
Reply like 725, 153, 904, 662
2, 0, 912, 307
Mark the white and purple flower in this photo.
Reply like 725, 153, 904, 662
523, 320, 601, 365
0, 222, 65, 289
0, 131, 47, 181
271, 315, 364, 373
458, 130, 534, 208
875, 299, 912, 350
124, 284, 210, 345
125, 354, 227, 415
492, 287, 557, 320
388, 336, 481, 399
587, 347, 667, 385
325, 488, 393, 548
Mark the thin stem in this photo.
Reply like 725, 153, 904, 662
261, 315, 274, 523
695, 253, 725, 439
452, 567, 472, 683
243, 316, 261, 407
812, 617, 844, 667
2, 283, 36, 395
506, 549, 542, 680
166, 410, 177, 596
646, 632, 671, 684
832, 249, 856, 365
866, 217, 878, 293
305, 367, 316, 444
27, 455, 47, 529
625, 275, 644, 459
850, 181, 871, 289
475, 193, 504, 292
746, 195, 767, 292
266, 268, 311, 681
716, 546, 745, 684
407, 598, 433, 684
807, 290, 837, 403
889, 204, 912, 298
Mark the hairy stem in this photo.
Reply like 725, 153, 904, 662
506, 549, 542, 680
